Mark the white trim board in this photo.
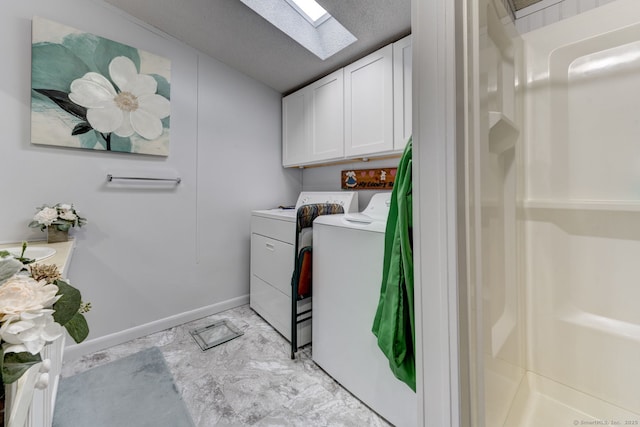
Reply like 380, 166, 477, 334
63, 295, 249, 361
412, 0, 462, 424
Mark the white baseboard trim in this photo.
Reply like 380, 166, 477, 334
63, 295, 249, 361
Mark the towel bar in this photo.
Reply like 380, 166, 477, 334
106, 174, 181, 184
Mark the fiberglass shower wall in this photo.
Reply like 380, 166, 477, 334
517, 0, 640, 422
465, 0, 526, 425
467, 0, 640, 425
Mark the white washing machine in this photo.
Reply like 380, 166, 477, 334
250, 191, 358, 345
312, 192, 417, 427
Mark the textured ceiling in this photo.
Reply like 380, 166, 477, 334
103, 0, 411, 94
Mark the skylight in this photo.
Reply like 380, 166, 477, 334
240, 0, 357, 60
285, 0, 330, 27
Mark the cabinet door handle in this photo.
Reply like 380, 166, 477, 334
265, 243, 275, 251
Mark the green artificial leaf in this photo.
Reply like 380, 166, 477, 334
54, 222, 71, 232
16, 257, 35, 266
0, 250, 9, 258
72, 122, 93, 135
0, 257, 23, 285
64, 312, 90, 344
32, 89, 87, 121
2, 352, 42, 384
52, 279, 82, 326
16, 243, 33, 265
28, 220, 43, 229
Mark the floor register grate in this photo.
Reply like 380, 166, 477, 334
190, 320, 244, 351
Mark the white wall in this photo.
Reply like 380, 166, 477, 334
0, 0, 301, 358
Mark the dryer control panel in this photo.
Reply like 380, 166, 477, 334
295, 191, 359, 213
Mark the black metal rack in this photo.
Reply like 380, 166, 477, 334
290, 203, 345, 359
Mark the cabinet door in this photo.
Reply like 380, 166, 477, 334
307, 69, 344, 162
344, 44, 394, 157
282, 89, 308, 167
393, 35, 412, 151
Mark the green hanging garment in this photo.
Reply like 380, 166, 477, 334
372, 137, 415, 392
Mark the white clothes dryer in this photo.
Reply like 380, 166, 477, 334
250, 192, 358, 345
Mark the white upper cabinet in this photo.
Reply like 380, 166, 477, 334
344, 44, 394, 157
282, 36, 412, 167
282, 89, 307, 167
307, 69, 344, 163
282, 69, 344, 167
393, 35, 412, 151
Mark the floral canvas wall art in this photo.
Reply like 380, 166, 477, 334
31, 16, 171, 156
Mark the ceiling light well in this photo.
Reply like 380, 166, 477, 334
240, 0, 357, 60
285, 0, 330, 27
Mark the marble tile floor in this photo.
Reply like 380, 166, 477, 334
60, 304, 392, 427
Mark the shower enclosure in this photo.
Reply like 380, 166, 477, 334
464, 0, 640, 425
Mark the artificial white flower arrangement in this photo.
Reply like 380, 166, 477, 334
0, 243, 89, 389
28, 203, 87, 232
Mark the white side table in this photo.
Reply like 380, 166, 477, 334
1, 240, 75, 427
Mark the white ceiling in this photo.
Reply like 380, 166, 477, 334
103, 0, 411, 94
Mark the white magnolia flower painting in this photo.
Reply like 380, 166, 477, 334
31, 17, 171, 156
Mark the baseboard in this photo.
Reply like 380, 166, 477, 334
63, 295, 249, 361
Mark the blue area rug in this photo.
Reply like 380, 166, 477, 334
53, 347, 195, 427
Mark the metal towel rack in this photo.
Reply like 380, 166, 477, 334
106, 174, 181, 184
